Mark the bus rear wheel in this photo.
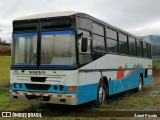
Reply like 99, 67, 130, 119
138, 76, 143, 91
92, 81, 106, 108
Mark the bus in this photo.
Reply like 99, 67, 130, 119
10, 11, 152, 107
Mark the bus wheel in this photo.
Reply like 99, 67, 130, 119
138, 76, 143, 91
92, 81, 106, 108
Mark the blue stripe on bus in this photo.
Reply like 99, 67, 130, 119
40, 64, 76, 69
11, 64, 76, 69
10, 83, 78, 94
42, 30, 75, 35
77, 83, 98, 104
10, 84, 68, 94
109, 71, 152, 95
13, 33, 37, 37
11, 64, 36, 67
77, 76, 152, 105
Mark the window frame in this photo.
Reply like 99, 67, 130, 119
129, 36, 136, 56
106, 27, 118, 53
118, 32, 129, 55
136, 39, 143, 57
92, 22, 105, 52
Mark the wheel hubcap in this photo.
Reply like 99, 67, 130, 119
99, 86, 105, 103
139, 78, 142, 91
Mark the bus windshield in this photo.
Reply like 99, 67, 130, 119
40, 30, 76, 66
12, 31, 76, 67
12, 33, 37, 66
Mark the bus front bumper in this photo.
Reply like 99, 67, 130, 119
9, 91, 78, 105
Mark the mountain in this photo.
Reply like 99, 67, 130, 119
142, 35, 160, 59
142, 35, 160, 45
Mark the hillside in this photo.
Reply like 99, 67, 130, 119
142, 35, 160, 45
142, 35, 160, 59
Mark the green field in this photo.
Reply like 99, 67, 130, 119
0, 56, 11, 82
0, 56, 32, 112
0, 56, 160, 118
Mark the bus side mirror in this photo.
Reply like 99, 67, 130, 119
81, 38, 88, 52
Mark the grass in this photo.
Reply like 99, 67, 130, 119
153, 59, 160, 70
97, 90, 160, 111
0, 56, 160, 118
0, 56, 33, 112
0, 56, 11, 82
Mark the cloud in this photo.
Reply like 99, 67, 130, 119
0, 0, 160, 42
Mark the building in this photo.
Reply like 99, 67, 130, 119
0, 42, 11, 56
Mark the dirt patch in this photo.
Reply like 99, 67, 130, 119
0, 82, 9, 87
153, 70, 160, 77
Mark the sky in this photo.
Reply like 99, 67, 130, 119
0, 0, 160, 43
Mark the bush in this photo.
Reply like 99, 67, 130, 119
153, 59, 160, 70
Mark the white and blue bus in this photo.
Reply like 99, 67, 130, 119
10, 11, 152, 107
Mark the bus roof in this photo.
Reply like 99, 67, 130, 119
14, 11, 80, 21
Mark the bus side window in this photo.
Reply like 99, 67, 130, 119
129, 37, 136, 56
143, 42, 148, 58
119, 33, 128, 55
106, 27, 118, 53
148, 44, 152, 58
78, 30, 92, 64
92, 22, 105, 59
137, 40, 143, 57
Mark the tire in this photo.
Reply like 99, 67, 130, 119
138, 76, 143, 92
92, 80, 106, 108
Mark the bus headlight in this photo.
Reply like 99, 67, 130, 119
19, 84, 22, 88
54, 85, 58, 90
59, 85, 64, 91
14, 83, 19, 88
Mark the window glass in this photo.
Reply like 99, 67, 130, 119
106, 28, 117, 40
119, 42, 128, 54
119, 33, 127, 42
42, 20, 73, 29
148, 44, 152, 58
92, 23, 104, 36
137, 40, 143, 57
137, 47, 142, 57
78, 30, 92, 64
12, 33, 37, 65
93, 34, 105, 51
78, 17, 92, 31
41, 31, 76, 65
143, 42, 148, 57
129, 37, 136, 56
137, 40, 142, 47
119, 33, 128, 54
143, 42, 148, 48
107, 38, 118, 52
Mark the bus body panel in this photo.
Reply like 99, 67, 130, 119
77, 54, 152, 104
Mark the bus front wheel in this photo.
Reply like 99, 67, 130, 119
92, 80, 106, 108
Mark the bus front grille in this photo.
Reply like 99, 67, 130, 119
25, 95, 50, 101
25, 84, 51, 90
